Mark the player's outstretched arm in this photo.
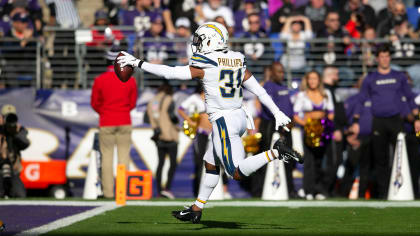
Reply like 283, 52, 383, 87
242, 69, 291, 131
117, 51, 204, 80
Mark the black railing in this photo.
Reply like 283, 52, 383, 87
1, 26, 419, 90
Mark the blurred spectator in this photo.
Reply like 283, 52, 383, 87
338, 0, 376, 29
316, 11, 351, 66
270, 0, 295, 33
377, 0, 397, 21
256, 62, 297, 198
160, 0, 189, 34
241, 13, 267, 67
293, 71, 334, 200
342, 10, 367, 61
173, 17, 192, 65
340, 76, 373, 199
162, 0, 197, 33
46, 0, 81, 28
349, 44, 420, 199
388, 17, 416, 60
377, 1, 408, 37
0, 7, 22, 37
344, 12, 365, 41
95, 9, 111, 27
142, 15, 171, 64
197, 0, 234, 29
147, 82, 180, 199
86, 9, 125, 48
359, 26, 377, 70
234, 0, 268, 35
4, 12, 34, 48
297, 0, 332, 34
159, 3, 175, 35
90, 47, 137, 199
321, 66, 348, 197
119, 0, 161, 36
0, 104, 29, 198
0, 1, 43, 36
387, 17, 420, 89
1, 11, 36, 85
103, 0, 123, 25
280, 15, 313, 75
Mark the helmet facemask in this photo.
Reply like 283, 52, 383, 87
192, 33, 205, 53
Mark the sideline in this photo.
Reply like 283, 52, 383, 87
2, 200, 420, 208
127, 200, 420, 208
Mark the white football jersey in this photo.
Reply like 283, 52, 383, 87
189, 50, 246, 121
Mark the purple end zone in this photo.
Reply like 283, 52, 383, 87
0, 205, 96, 235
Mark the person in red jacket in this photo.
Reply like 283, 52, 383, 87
91, 46, 137, 199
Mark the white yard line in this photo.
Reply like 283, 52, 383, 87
2, 200, 420, 208
125, 200, 420, 208
15, 204, 119, 236
206, 201, 420, 208
0, 200, 114, 206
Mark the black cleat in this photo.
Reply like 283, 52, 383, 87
171, 206, 202, 224
273, 138, 304, 164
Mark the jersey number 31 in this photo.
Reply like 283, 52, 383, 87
219, 69, 243, 98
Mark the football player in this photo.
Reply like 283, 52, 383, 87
118, 22, 303, 223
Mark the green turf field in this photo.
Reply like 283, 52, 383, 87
46, 205, 420, 236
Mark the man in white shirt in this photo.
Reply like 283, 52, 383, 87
199, 0, 234, 28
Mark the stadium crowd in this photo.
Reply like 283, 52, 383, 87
0, 0, 420, 87
0, 0, 419, 200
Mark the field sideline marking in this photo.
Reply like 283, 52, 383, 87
2, 200, 420, 208
0, 200, 114, 206
126, 201, 420, 208
15, 204, 119, 236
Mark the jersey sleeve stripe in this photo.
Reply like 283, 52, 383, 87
192, 54, 218, 67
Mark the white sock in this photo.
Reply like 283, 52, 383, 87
271, 149, 279, 157
195, 173, 219, 209
238, 150, 278, 176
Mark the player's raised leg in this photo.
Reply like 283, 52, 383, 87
235, 137, 303, 180
208, 109, 302, 181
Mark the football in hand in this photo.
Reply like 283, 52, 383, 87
114, 52, 134, 82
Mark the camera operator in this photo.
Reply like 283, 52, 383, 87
0, 104, 29, 198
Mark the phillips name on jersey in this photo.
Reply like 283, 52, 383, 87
189, 50, 246, 121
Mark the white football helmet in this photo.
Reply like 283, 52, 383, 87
192, 22, 229, 54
